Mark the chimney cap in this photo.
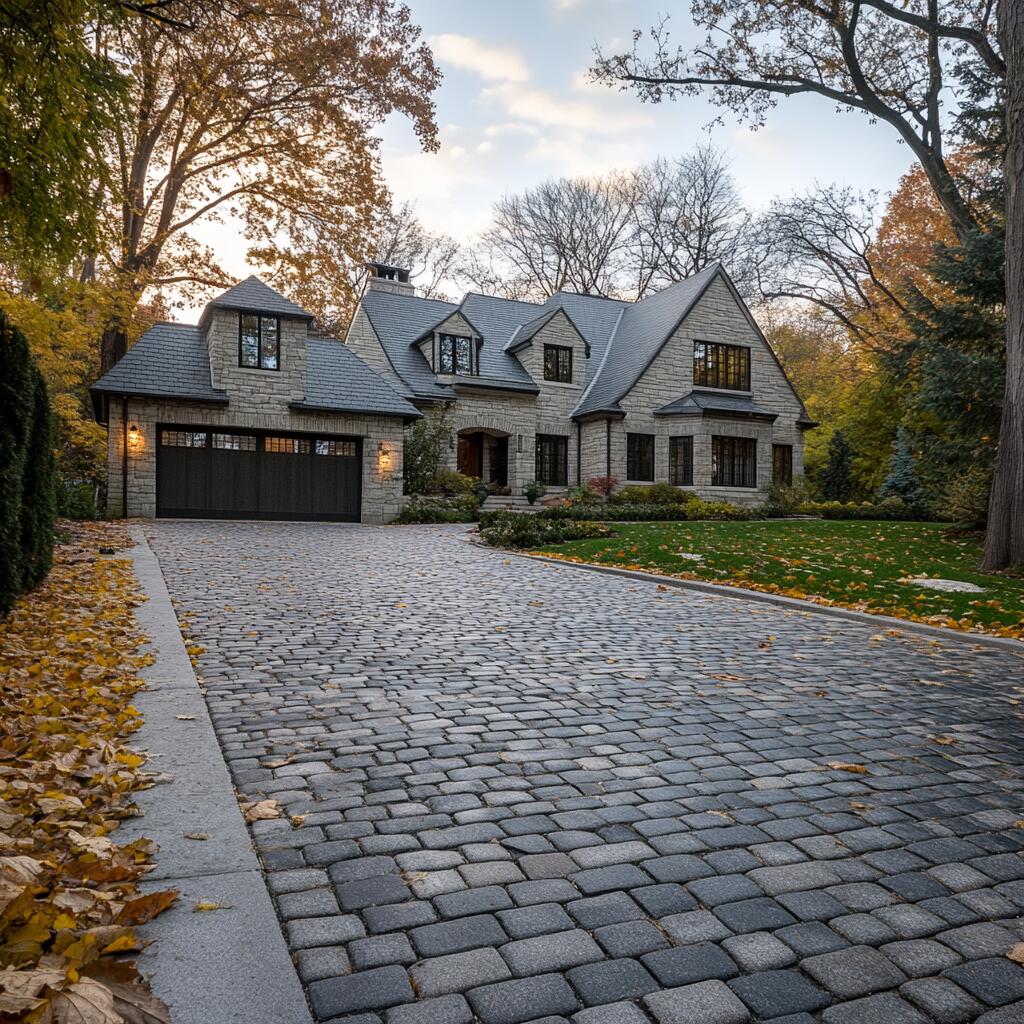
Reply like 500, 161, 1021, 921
366, 262, 411, 283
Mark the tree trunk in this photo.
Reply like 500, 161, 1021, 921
982, 0, 1024, 570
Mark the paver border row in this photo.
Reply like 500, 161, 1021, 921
469, 536, 1024, 654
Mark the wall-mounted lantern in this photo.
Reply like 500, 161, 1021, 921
516, 434, 524, 454
127, 421, 142, 453
377, 440, 394, 476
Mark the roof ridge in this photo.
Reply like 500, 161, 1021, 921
462, 290, 543, 308
551, 289, 629, 305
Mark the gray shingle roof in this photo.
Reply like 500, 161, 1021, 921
91, 321, 419, 422
654, 390, 778, 422
572, 265, 721, 417
205, 275, 313, 320
358, 289, 457, 400
91, 323, 228, 409
294, 339, 420, 418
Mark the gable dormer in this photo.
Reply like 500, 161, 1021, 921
507, 306, 589, 388
412, 309, 483, 378
200, 275, 314, 412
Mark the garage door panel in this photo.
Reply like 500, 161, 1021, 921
262, 436, 313, 517
311, 439, 361, 519
156, 426, 361, 521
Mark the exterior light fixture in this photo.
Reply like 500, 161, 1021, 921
127, 421, 142, 452
377, 440, 394, 474
516, 434, 524, 454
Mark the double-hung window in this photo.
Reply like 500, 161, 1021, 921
627, 433, 655, 482
543, 344, 572, 383
239, 314, 280, 370
535, 434, 568, 486
439, 334, 472, 375
669, 436, 694, 486
693, 341, 750, 391
711, 436, 757, 488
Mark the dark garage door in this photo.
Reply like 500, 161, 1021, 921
156, 426, 362, 521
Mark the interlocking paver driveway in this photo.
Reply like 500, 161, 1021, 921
146, 520, 1024, 1024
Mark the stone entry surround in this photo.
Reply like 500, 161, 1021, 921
145, 521, 1024, 1024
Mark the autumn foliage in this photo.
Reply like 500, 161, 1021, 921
0, 523, 174, 1022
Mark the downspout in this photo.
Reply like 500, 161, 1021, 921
605, 418, 611, 480
576, 421, 581, 486
121, 396, 128, 519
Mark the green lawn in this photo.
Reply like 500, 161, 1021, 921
537, 520, 1024, 639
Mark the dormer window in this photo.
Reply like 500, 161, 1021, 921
543, 344, 572, 383
239, 314, 280, 370
693, 340, 750, 392
438, 333, 474, 375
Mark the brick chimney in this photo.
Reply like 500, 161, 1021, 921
365, 262, 415, 296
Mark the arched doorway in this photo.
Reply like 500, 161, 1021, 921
457, 427, 509, 488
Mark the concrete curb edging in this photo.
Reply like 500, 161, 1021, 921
472, 536, 1024, 653
122, 527, 314, 1024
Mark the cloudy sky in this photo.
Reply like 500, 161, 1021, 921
186, 0, 917, 315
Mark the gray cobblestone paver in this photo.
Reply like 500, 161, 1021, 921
147, 521, 1024, 1023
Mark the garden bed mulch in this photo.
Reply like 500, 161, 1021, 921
0, 522, 173, 1022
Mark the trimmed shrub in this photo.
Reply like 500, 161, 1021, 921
611, 482, 686, 505
478, 497, 753, 528
795, 499, 918, 521
427, 469, 479, 496
19, 367, 56, 589
0, 315, 56, 612
479, 515, 612, 549
393, 494, 480, 524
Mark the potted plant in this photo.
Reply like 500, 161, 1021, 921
524, 480, 546, 506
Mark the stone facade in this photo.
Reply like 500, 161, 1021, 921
100, 301, 407, 523
350, 273, 809, 504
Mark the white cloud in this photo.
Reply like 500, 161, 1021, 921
429, 34, 530, 83
482, 81, 651, 135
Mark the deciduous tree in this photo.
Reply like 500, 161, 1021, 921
91, 0, 439, 370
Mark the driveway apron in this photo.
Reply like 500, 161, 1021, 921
146, 521, 1024, 1024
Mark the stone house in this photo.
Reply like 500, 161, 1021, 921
347, 261, 815, 506
91, 277, 419, 523
92, 263, 813, 523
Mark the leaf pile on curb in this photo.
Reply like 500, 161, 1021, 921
0, 522, 173, 1022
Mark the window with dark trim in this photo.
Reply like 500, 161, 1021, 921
772, 444, 793, 486
239, 314, 280, 370
543, 344, 572, 383
265, 436, 311, 455
669, 436, 694, 486
627, 433, 655, 481
712, 436, 757, 488
693, 341, 750, 391
161, 429, 207, 448
438, 333, 473, 375
535, 434, 568, 486
212, 432, 257, 451
315, 439, 357, 456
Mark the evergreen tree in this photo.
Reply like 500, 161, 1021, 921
818, 431, 855, 502
879, 428, 923, 509
0, 314, 32, 611
20, 366, 56, 589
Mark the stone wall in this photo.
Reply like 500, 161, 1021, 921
613, 275, 806, 504
106, 399, 405, 523
344, 308, 411, 395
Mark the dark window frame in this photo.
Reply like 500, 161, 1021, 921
772, 443, 793, 487
669, 436, 694, 486
535, 434, 569, 486
438, 333, 475, 375
543, 344, 573, 383
711, 435, 758, 488
626, 433, 655, 482
693, 340, 751, 392
238, 313, 281, 371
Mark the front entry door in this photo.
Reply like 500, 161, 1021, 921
457, 433, 483, 478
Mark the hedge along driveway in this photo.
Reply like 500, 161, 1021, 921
536, 519, 1024, 640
